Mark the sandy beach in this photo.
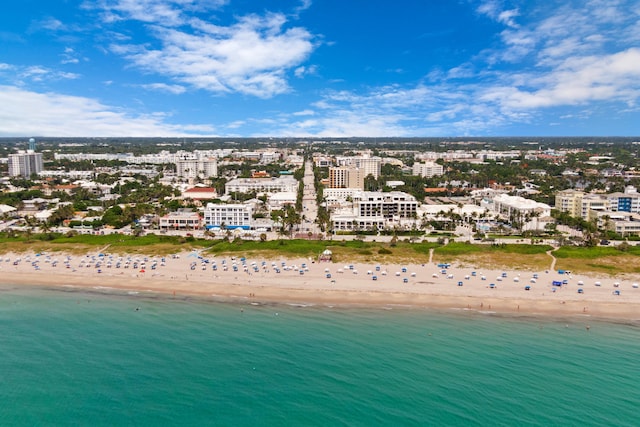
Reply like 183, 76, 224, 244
1, 249, 640, 321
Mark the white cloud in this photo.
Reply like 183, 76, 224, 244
60, 47, 83, 65
33, 17, 67, 32
294, 64, 317, 78
477, 1, 519, 28
486, 48, 640, 109
226, 120, 246, 129
88, 0, 228, 26
16, 66, 81, 82
293, 109, 315, 116
295, 0, 312, 13
0, 85, 213, 136
111, 13, 315, 97
497, 9, 519, 27
139, 82, 187, 94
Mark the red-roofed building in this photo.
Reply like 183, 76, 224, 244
182, 187, 217, 204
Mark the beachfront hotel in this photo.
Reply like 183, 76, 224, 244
330, 191, 419, 231
203, 203, 253, 230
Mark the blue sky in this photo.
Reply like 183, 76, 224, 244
1, 0, 640, 137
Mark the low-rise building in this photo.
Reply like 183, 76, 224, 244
267, 192, 297, 209
159, 209, 201, 230
412, 162, 444, 178
593, 211, 640, 236
329, 191, 418, 231
490, 194, 551, 230
225, 176, 298, 194
182, 187, 217, 203
203, 203, 253, 230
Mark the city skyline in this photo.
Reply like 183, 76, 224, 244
1, 0, 640, 137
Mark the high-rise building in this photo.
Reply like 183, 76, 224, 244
335, 155, 382, 178
176, 155, 218, 179
8, 150, 43, 178
329, 166, 365, 189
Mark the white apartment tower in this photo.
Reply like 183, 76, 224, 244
176, 154, 218, 179
412, 162, 444, 178
9, 150, 44, 178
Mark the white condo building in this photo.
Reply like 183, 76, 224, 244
9, 150, 44, 178
176, 153, 218, 179
412, 162, 444, 178
491, 194, 551, 224
225, 176, 298, 194
330, 191, 419, 231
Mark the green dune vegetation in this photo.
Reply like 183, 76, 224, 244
552, 244, 640, 275
1, 232, 639, 276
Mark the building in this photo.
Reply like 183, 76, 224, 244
267, 192, 297, 209
556, 187, 640, 220
176, 155, 218, 179
580, 194, 610, 220
555, 189, 584, 217
491, 194, 551, 228
0, 204, 17, 217
203, 203, 252, 230
225, 176, 298, 194
8, 150, 43, 178
328, 166, 365, 189
323, 188, 362, 200
159, 209, 201, 230
593, 211, 640, 236
331, 212, 385, 232
335, 155, 382, 178
329, 191, 419, 231
182, 187, 217, 203
606, 186, 640, 213
314, 157, 333, 167
412, 162, 444, 178
22, 198, 49, 211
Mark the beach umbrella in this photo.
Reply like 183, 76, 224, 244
140, 269, 145, 273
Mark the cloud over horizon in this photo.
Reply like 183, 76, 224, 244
1, 0, 639, 136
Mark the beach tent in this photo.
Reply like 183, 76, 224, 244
319, 249, 332, 262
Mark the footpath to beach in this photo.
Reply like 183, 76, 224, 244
1, 250, 639, 321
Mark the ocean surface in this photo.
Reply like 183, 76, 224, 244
1, 285, 639, 426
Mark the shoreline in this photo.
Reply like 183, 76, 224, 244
2, 250, 640, 322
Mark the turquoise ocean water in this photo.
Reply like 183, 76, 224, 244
1, 284, 639, 426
